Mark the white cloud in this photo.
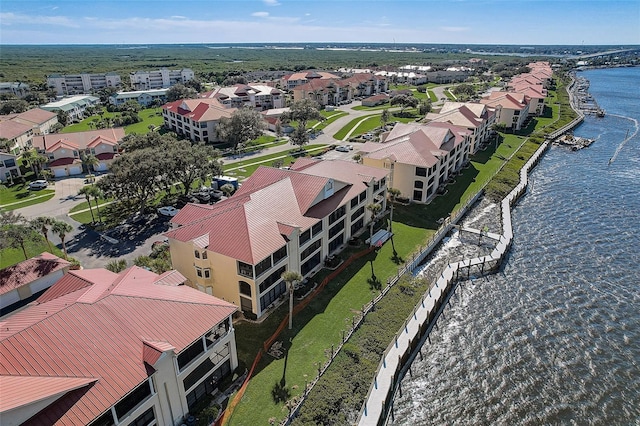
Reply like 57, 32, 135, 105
0, 12, 79, 28
171, 15, 187, 19
252, 11, 269, 18
263, 0, 281, 6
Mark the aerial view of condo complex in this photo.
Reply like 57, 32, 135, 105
1, 1, 639, 425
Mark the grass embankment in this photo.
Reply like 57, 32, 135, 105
0, 241, 67, 270
232, 77, 573, 425
334, 110, 419, 141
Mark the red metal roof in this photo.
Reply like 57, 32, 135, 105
0, 266, 236, 426
48, 158, 81, 167
166, 160, 388, 265
0, 253, 70, 296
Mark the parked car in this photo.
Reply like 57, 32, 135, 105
335, 146, 350, 152
28, 180, 48, 190
345, 144, 354, 150
157, 206, 180, 217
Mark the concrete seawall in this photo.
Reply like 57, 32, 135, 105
357, 139, 551, 426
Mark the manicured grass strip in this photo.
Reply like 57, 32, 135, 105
427, 89, 438, 102
333, 114, 379, 140
0, 185, 56, 210
444, 89, 456, 100
60, 107, 163, 135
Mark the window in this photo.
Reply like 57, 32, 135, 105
329, 219, 345, 239
350, 196, 359, 208
202, 251, 208, 260
414, 180, 424, 189
273, 245, 287, 264
195, 267, 203, 278
186, 360, 231, 413
416, 167, 427, 177
300, 239, 321, 261
299, 229, 311, 246
239, 281, 252, 297
260, 280, 287, 310
350, 217, 364, 234
255, 256, 272, 278
329, 234, 344, 253
312, 222, 323, 237
259, 266, 286, 294
130, 408, 155, 426
359, 190, 367, 203
413, 190, 423, 201
351, 206, 365, 222
204, 269, 211, 279
328, 206, 346, 225
178, 339, 205, 370
114, 381, 152, 420
194, 250, 200, 259
89, 411, 115, 426
301, 252, 322, 275
237, 261, 253, 278
3, 159, 16, 168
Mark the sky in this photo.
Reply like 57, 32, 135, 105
1, 0, 639, 45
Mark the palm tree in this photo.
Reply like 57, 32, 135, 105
21, 149, 37, 176
366, 203, 382, 246
78, 186, 96, 223
81, 153, 99, 174
220, 183, 235, 197
31, 216, 54, 252
51, 220, 73, 260
380, 108, 390, 128
33, 154, 48, 178
387, 188, 401, 233
87, 185, 104, 222
281, 270, 303, 330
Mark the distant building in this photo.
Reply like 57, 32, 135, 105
0, 266, 238, 426
293, 74, 387, 106
41, 95, 100, 122
109, 88, 169, 107
47, 72, 121, 96
130, 68, 194, 90
0, 252, 71, 316
201, 84, 284, 110
280, 70, 340, 91
480, 91, 530, 130
162, 98, 235, 143
0, 82, 30, 98
0, 108, 58, 153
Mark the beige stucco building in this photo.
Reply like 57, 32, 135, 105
166, 159, 388, 319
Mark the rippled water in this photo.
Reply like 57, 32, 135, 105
390, 67, 640, 425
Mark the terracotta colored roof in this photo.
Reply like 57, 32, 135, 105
0, 266, 236, 426
0, 120, 32, 140
47, 139, 79, 152
48, 157, 80, 167
0, 376, 97, 413
363, 122, 468, 168
33, 129, 125, 152
162, 98, 234, 122
282, 71, 339, 81
86, 135, 117, 148
167, 160, 387, 264
12, 108, 57, 125
0, 253, 70, 296
480, 92, 528, 110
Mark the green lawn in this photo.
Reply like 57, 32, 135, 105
0, 239, 67, 269
61, 107, 162, 135
333, 114, 380, 140
310, 111, 348, 130
427, 90, 438, 102
223, 145, 329, 179
0, 184, 55, 211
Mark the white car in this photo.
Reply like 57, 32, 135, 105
157, 206, 180, 217
29, 180, 48, 190
335, 146, 350, 152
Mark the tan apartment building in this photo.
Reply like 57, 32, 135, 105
166, 159, 388, 319
360, 122, 471, 204
424, 101, 496, 154
162, 98, 235, 143
480, 91, 530, 131
293, 73, 388, 106
130, 68, 195, 90
281, 70, 340, 91
0, 108, 58, 153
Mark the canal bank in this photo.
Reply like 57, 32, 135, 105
356, 138, 551, 425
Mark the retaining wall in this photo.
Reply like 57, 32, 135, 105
357, 140, 550, 426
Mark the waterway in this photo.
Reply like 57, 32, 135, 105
390, 67, 640, 425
